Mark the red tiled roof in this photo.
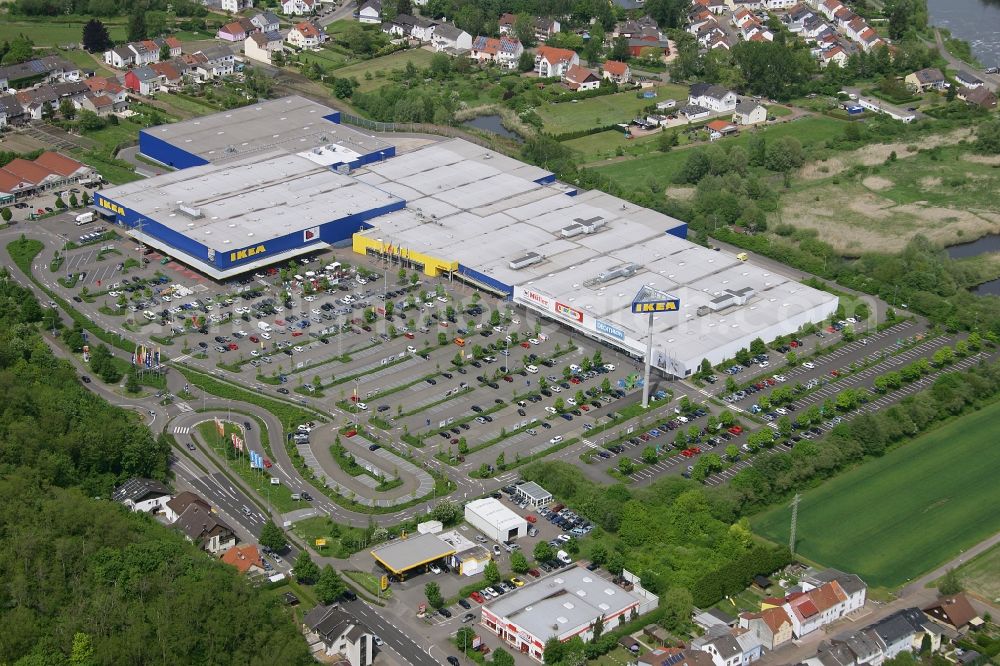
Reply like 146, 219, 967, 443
498, 12, 516, 26
150, 62, 181, 80
294, 21, 321, 37
3, 158, 54, 184
707, 120, 734, 131
165, 36, 182, 49
0, 169, 25, 194
536, 45, 576, 65
220, 21, 246, 35
221, 544, 263, 574
34, 151, 85, 177
603, 60, 628, 76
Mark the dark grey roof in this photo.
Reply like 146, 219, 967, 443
869, 608, 925, 646
304, 604, 371, 642
130, 66, 160, 82
814, 641, 857, 666
706, 634, 741, 659
173, 502, 234, 542
0, 56, 75, 83
840, 629, 883, 662
735, 100, 763, 114
0, 95, 23, 116
956, 70, 982, 85
913, 67, 945, 83
806, 569, 867, 597
705, 608, 736, 625
680, 104, 710, 116
112, 477, 171, 503
433, 23, 466, 41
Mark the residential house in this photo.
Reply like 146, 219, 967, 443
733, 0, 764, 8
357, 0, 381, 24
0, 55, 80, 91
406, 15, 437, 41
733, 100, 766, 125
220, 0, 253, 11
221, 544, 266, 575
820, 44, 849, 68
688, 82, 738, 112
698, 633, 743, 666
955, 70, 984, 89
783, 4, 816, 33
640, 648, 715, 666
287, 21, 327, 48
739, 607, 794, 650
781, 573, 867, 639
245, 31, 285, 64
172, 496, 236, 554
191, 46, 236, 79
150, 61, 184, 87
218, 20, 251, 42
124, 66, 161, 95
614, 16, 661, 39
602, 59, 631, 84
430, 23, 472, 53
533, 17, 560, 42
164, 491, 206, 523
470, 36, 523, 70
858, 27, 885, 52
764, 0, 796, 7
563, 64, 600, 91
706, 118, 739, 140
498, 13, 516, 35
104, 46, 137, 69
732, 8, 756, 30
732, 628, 764, 665
844, 16, 868, 42
303, 605, 375, 666
0, 95, 23, 128
250, 11, 281, 33
80, 93, 116, 117
905, 67, 947, 92
819, 0, 843, 21
694, 0, 727, 15
535, 45, 578, 78
16, 81, 89, 119
869, 608, 943, 661
128, 40, 159, 67
628, 34, 671, 58
281, 0, 314, 15
957, 85, 997, 109
112, 477, 172, 513
85, 76, 128, 110
923, 594, 983, 632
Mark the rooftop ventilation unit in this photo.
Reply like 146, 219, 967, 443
726, 286, 755, 305
177, 203, 203, 219
595, 262, 638, 283
573, 216, 606, 233
336, 164, 351, 175
560, 222, 584, 237
509, 252, 543, 270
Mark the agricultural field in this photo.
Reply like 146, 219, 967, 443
752, 400, 1000, 589
595, 115, 847, 191
536, 83, 689, 135
946, 543, 1000, 604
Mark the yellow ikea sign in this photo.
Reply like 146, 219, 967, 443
96, 196, 124, 216
631, 300, 679, 314
230, 245, 266, 262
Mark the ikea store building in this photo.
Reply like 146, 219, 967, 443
97, 96, 837, 375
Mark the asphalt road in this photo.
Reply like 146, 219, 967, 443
344, 599, 444, 666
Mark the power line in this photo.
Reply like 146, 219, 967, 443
789, 493, 801, 556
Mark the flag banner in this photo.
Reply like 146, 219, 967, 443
215, 418, 224, 437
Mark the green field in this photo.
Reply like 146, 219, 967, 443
595, 115, 847, 190
753, 400, 1000, 589
536, 84, 689, 135
946, 542, 1000, 603
332, 49, 437, 93
0, 20, 126, 46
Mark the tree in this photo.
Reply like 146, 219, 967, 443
128, 11, 148, 41
975, 118, 1000, 155
510, 551, 529, 573
642, 446, 658, 464
553, 397, 565, 413
1, 35, 34, 65
315, 566, 347, 604
82, 19, 113, 53
492, 648, 515, 666
725, 444, 739, 461
592, 614, 605, 640
484, 560, 501, 585
533, 541, 554, 562
938, 568, 963, 595
259, 520, 287, 552
606, 552, 625, 576
749, 337, 767, 355
294, 551, 320, 584
424, 581, 444, 608
1, 208, 11, 223
124, 369, 140, 394
618, 457, 634, 475
610, 36, 630, 62
660, 587, 693, 631
41, 101, 55, 121
70, 632, 96, 666
69, 193, 78, 208
517, 49, 534, 73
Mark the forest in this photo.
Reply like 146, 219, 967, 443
0, 270, 312, 665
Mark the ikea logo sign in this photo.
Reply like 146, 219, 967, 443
96, 196, 124, 216
230, 245, 266, 262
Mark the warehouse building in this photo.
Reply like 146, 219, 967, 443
98, 96, 837, 375
465, 498, 528, 543
481, 567, 654, 663
350, 139, 837, 376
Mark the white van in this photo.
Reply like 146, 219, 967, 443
75, 212, 94, 225
526, 364, 538, 374
556, 550, 572, 564
257, 321, 272, 333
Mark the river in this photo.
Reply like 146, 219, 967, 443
928, 0, 1000, 67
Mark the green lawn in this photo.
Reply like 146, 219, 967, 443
752, 400, 1000, 589
291, 516, 370, 559
0, 20, 126, 46
57, 48, 116, 77
333, 49, 437, 93
194, 421, 299, 512
536, 84, 689, 135
946, 542, 1000, 603
596, 115, 846, 190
